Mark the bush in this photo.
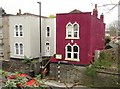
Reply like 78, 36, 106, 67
105, 44, 113, 49
105, 36, 111, 45
1, 69, 47, 88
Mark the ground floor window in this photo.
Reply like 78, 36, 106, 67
65, 43, 79, 61
14, 42, 24, 55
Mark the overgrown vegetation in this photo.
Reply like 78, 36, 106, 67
105, 36, 113, 49
86, 52, 115, 76
0, 69, 47, 88
105, 36, 111, 45
85, 51, 118, 87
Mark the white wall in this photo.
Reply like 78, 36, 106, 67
9, 15, 40, 59
9, 15, 56, 59
41, 18, 56, 57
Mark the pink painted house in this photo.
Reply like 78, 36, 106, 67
50, 4, 105, 65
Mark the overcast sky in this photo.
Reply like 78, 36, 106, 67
0, 0, 119, 26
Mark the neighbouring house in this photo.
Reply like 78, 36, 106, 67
0, 7, 10, 60
50, 4, 105, 65
41, 17, 56, 57
2, 9, 56, 59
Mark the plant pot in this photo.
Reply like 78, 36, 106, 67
28, 70, 35, 77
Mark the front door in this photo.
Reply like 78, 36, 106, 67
45, 42, 50, 56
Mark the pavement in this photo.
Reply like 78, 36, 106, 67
42, 78, 92, 89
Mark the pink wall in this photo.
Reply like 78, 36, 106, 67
50, 12, 105, 65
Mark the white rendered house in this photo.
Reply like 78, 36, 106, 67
8, 12, 56, 59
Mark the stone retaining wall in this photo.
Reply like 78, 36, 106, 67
50, 62, 119, 87
50, 63, 86, 83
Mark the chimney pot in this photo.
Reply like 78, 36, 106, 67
93, 4, 98, 17
19, 9, 21, 15
100, 13, 104, 22
95, 4, 97, 9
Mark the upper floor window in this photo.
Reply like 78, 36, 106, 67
65, 43, 79, 61
46, 26, 51, 37
73, 24, 79, 38
19, 25, 23, 36
14, 24, 23, 37
66, 22, 79, 39
15, 25, 19, 36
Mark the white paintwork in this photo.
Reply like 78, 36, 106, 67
9, 15, 56, 59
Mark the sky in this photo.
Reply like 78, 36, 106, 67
0, 0, 119, 27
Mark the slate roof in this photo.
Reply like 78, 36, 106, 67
69, 9, 82, 14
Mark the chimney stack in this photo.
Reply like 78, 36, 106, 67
93, 4, 98, 17
19, 9, 21, 14
100, 13, 104, 22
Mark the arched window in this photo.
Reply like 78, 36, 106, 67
46, 26, 50, 37
66, 22, 79, 39
20, 43, 23, 55
67, 24, 72, 37
15, 43, 19, 54
15, 25, 19, 36
73, 46, 78, 59
19, 25, 23, 36
67, 45, 72, 58
73, 23, 79, 37
65, 43, 79, 61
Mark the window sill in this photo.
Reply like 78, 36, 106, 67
65, 37, 80, 40
14, 36, 24, 37
65, 58, 80, 62
14, 54, 24, 56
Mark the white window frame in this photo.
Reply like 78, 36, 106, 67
45, 41, 50, 51
73, 22, 79, 38
65, 43, 72, 59
66, 22, 72, 38
65, 22, 80, 39
14, 24, 19, 37
19, 43, 24, 55
65, 43, 79, 61
14, 24, 24, 37
14, 42, 19, 55
14, 42, 24, 56
46, 26, 51, 37
19, 24, 24, 37
73, 43, 79, 61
